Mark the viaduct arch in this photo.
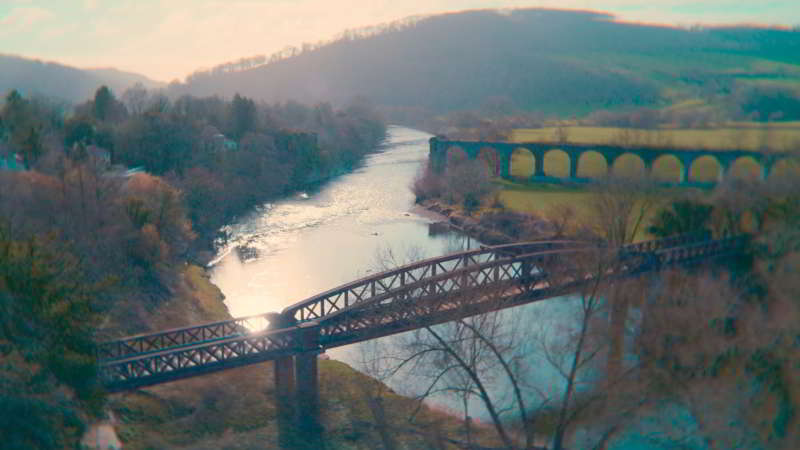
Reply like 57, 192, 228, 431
430, 137, 791, 186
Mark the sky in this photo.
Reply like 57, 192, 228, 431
1, 0, 798, 82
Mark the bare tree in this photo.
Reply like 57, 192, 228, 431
536, 249, 613, 449
581, 177, 660, 394
445, 158, 496, 214
546, 204, 578, 238
387, 309, 540, 449
361, 240, 657, 449
121, 83, 149, 116
585, 177, 660, 247
357, 244, 543, 449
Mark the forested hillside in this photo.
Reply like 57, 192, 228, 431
175, 9, 800, 120
0, 87, 385, 446
0, 54, 162, 104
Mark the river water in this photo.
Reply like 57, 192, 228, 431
209, 124, 580, 416
208, 126, 688, 448
209, 126, 476, 361
209, 125, 580, 414
210, 126, 468, 318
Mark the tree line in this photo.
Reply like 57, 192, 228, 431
2, 86, 385, 245
0, 86, 385, 447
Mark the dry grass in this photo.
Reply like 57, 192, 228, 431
492, 180, 670, 243
510, 124, 800, 152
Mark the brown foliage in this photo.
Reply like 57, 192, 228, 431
585, 177, 659, 246
411, 163, 445, 203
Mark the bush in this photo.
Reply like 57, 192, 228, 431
411, 163, 444, 203
444, 159, 494, 209
478, 210, 544, 240
648, 199, 713, 238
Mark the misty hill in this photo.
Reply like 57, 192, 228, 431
0, 54, 163, 104
85, 67, 164, 91
175, 9, 800, 118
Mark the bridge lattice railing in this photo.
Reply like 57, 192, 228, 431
315, 234, 749, 347
95, 233, 731, 363
97, 235, 748, 391
281, 240, 587, 322
97, 241, 584, 362
97, 313, 274, 361
99, 324, 301, 391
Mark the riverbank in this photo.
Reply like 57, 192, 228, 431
418, 197, 562, 245
420, 199, 513, 245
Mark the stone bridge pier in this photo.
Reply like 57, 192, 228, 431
269, 314, 323, 448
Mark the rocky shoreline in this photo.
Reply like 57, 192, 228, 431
418, 199, 538, 246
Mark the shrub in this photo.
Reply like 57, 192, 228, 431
411, 163, 444, 203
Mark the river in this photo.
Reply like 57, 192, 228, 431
209, 125, 476, 366
210, 126, 469, 318
208, 125, 689, 449
210, 125, 580, 418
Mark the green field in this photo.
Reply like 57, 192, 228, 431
510, 124, 800, 152
474, 125, 800, 241
493, 181, 662, 242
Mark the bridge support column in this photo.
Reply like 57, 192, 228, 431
275, 356, 296, 412
643, 159, 653, 177
568, 153, 579, 180
269, 312, 308, 448
500, 154, 511, 178
534, 151, 545, 177
275, 355, 296, 448
679, 165, 688, 184
295, 322, 323, 442
718, 161, 730, 183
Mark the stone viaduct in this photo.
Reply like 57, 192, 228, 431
429, 137, 793, 185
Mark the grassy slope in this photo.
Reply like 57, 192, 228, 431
492, 180, 661, 243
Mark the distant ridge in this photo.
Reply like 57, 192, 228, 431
0, 54, 163, 103
172, 8, 800, 118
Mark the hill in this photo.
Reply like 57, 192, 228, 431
0, 54, 163, 103
173, 9, 800, 120
85, 67, 164, 91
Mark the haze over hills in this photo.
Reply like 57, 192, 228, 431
0, 54, 163, 104
173, 8, 800, 120
4, 8, 799, 120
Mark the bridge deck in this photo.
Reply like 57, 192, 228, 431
99, 233, 747, 391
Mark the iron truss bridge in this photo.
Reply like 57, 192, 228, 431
98, 233, 748, 392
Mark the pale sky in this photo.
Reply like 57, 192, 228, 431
1, 0, 798, 82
